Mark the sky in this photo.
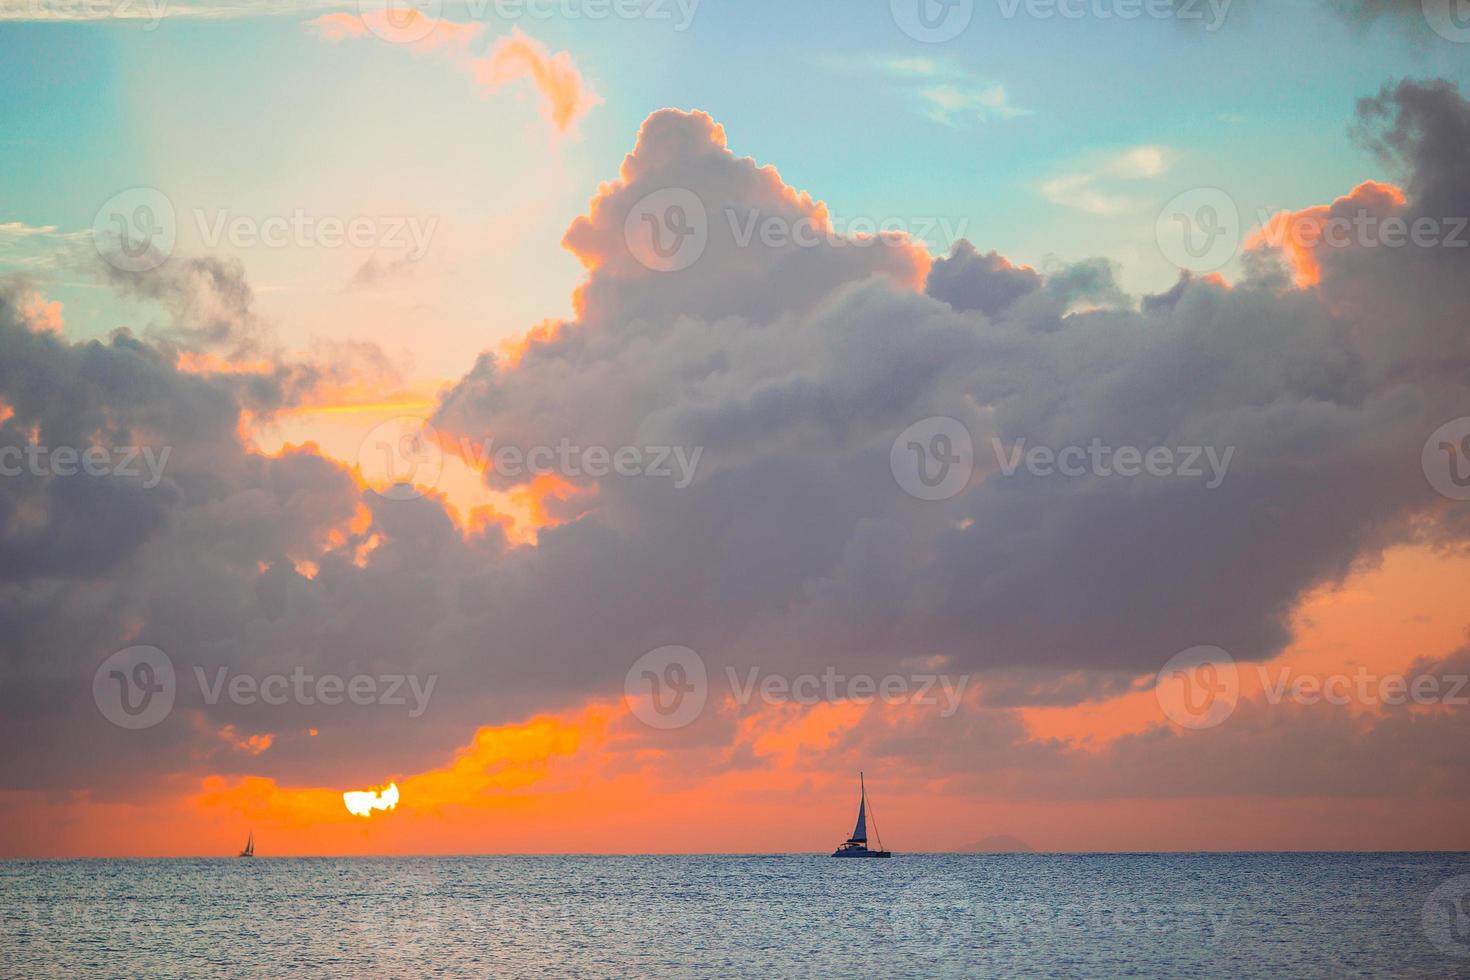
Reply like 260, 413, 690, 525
1, 0, 1469, 856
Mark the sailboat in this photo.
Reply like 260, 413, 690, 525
831, 772, 891, 858
238, 830, 254, 858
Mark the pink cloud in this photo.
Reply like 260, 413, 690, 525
470, 28, 600, 135
308, 11, 484, 52
308, 17, 595, 135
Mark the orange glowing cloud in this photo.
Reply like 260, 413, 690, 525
18, 291, 63, 334
1246, 180, 1407, 287
175, 350, 277, 376
471, 28, 600, 135
311, 15, 595, 135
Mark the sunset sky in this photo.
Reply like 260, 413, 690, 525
2, 0, 1469, 857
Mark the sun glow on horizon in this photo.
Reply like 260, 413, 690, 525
343, 782, 400, 817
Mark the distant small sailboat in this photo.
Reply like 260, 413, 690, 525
238, 830, 254, 858
832, 772, 891, 858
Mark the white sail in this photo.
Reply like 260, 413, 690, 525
851, 792, 867, 842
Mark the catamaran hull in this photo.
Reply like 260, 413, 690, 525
832, 849, 891, 858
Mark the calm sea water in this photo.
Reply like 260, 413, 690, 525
4, 853, 1470, 978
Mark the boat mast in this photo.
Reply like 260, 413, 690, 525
863, 774, 884, 852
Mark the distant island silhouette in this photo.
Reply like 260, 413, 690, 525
960, 835, 1035, 854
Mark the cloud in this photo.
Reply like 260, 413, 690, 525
1041, 145, 1176, 215
1246, 179, 1407, 287
3, 80, 1470, 853
309, 9, 485, 50
924, 241, 1041, 317
871, 57, 1027, 127
919, 83, 1026, 127
469, 28, 600, 135
310, 17, 597, 135
0, 222, 91, 275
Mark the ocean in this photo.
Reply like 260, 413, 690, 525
4, 853, 1470, 977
